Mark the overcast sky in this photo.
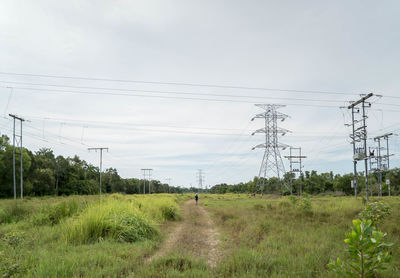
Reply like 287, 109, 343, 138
0, 1, 399, 187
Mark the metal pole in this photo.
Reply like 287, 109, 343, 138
377, 138, 382, 197
20, 120, 23, 199
351, 107, 357, 199
143, 171, 146, 194
299, 147, 303, 196
289, 147, 293, 195
88, 147, 108, 199
362, 100, 369, 201
386, 136, 391, 197
12, 117, 16, 199
99, 149, 102, 198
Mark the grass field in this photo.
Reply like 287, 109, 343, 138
0, 194, 399, 277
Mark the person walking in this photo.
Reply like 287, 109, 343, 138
195, 193, 199, 205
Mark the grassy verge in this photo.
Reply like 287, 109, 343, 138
0, 194, 182, 277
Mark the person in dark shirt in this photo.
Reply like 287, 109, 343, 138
195, 193, 198, 205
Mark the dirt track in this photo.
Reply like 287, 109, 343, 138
148, 199, 220, 267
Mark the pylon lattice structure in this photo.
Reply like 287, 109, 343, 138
197, 169, 205, 190
251, 104, 289, 193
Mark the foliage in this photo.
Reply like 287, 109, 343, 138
359, 201, 391, 227
31, 199, 80, 225
328, 219, 393, 278
64, 199, 159, 244
0, 201, 32, 224
288, 195, 299, 205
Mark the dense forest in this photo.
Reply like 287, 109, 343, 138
0, 134, 398, 198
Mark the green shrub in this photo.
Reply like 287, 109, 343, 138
0, 202, 31, 223
297, 193, 312, 216
1, 231, 25, 247
328, 219, 392, 277
359, 201, 390, 226
64, 199, 159, 244
160, 204, 180, 221
0, 250, 24, 278
288, 195, 298, 205
31, 200, 80, 225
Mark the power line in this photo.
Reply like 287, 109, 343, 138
0, 85, 345, 108
3, 85, 400, 112
0, 80, 350, 104
0, 71, 363, 96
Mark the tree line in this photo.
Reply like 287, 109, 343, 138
1, 134, 398, 198
209, 169, 400, 196
0, 135, 189, 198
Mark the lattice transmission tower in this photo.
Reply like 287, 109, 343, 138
251, 104, 289, 193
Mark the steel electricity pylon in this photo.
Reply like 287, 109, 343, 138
251, 104, 289, 194
197, 169, 205, 190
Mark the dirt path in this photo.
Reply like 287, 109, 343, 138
148, 199, 220, 267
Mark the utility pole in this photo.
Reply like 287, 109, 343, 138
197, 169, 205, 191
141, 169, 153, 194
166, 178, 172, 193
372, 133, 394, 197
347, 93, 373, 201
9, 114, 25, 199
141, 169, 146, 194
88, 147, 109, 198
284, 147, 306, 196
251, 104, 289, 194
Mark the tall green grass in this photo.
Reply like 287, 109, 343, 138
64, 198, 159, 244
0, 194, 183, 277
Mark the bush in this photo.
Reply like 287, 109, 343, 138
64, 199, 159, 244
31, 200, 80, 225
160, 204, 180, 221
328, 219, 392, 277
297, 193, 312, 216
0, 202, 31, 223
359, 201, 390, 227
287, 195, 299, 205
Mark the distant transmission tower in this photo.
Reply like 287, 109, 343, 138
284, 147, 306, 196
197, 169, 205, 190
370, 133, 394, 197
141, 168, 153, 194
251, 104, 289, 194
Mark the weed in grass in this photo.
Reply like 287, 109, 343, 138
253, 203, 264, 210
160, 203, 181, 221
0, 202, 32, 224
31, 199, 80, 225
